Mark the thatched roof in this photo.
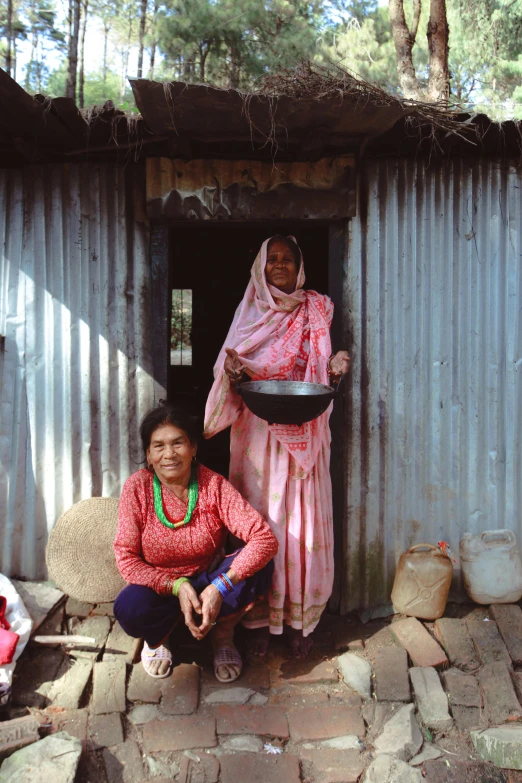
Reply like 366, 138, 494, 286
0, 62, 520, 167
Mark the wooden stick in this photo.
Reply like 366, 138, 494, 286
33, 635, 96, 645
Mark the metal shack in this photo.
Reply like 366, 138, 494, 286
1, 64, 521, 611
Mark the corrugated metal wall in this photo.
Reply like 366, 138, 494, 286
342, 158, 522, 611
3, 154, 521, 606
0, 163, 154, 580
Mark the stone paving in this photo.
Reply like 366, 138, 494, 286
5, 598, 522, 781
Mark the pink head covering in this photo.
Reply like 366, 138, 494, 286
204, 236, 333, 475
251, 234, 306, 312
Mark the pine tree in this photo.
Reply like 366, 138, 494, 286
65, 0, 81, 98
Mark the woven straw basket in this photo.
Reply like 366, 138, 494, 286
46, 497, 126, 603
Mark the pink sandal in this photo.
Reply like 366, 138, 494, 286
213, 646, 242, 683
141, 641, 173, 679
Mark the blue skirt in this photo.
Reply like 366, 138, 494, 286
114, 550, 274, 647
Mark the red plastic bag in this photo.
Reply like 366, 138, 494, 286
0, 627, 19, 665
0, 596, 19, 664
0, 596, 11, 630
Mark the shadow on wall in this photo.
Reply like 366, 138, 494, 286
0, 335, 48, 578
0, 163, 154, 580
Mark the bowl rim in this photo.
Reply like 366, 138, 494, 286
238, 379, 335, 396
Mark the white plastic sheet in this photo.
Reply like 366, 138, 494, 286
0, 574, 33, 686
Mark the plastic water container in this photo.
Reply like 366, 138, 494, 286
460, 529, 522, 604
391, 544, 453, 620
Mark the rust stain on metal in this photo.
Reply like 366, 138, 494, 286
146, 156, 356, 220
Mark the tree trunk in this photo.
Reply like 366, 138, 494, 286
36, 48, 42, 91
66, 0, 81, 100
79, 0, 88, 107
411, 0, 422, 41
388, 0, 424, 101
199, 41, 212, 82
103, 21, 109, 87
25, 0, 36, 89
149, 42, 156, 78
229, 41, 241, 89
182, 52, 192, 81
148, 0, 159, 78
426, 0, 450, 102
26, 30, 38, 90
120, 13, 133, 100
137, 0, 147, 78
6, 0, 13, 75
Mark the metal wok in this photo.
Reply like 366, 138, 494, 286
236, 377, 342, 426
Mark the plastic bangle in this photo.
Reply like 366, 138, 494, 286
220, 573, 234, 591
217, 575, 230, 593
172, 577, 190, 597
211, 577, 229, 597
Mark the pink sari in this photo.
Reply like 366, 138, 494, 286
204, 237, 334, 636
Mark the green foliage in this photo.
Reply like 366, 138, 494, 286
82, 68, 130, 104
45, 59, 134, 105
446, 0, 522, 116
323, 0, 522, 118
171, 289, 193, 367
0, 0, 27, 41
23, 0, 64, 91
2, 0, 522, 117
321, 14, 399, 93
156, 0, 323, 87
44, 57, 66, 94
0, 0, 28, 65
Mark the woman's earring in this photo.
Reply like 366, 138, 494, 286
148, 464, 154, 472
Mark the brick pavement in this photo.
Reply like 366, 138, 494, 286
390, 617, 449, 668
434, 617, 481, 672
490, 604, 522, 666
161, 662, 200, 715
465, 609, 512, 667
478, 662, 522, 724
142, 716, 218, 751
287, 706, 365, 742
372, 647, 411, 701
6, 598, 522, 781
216, 704, 289, 738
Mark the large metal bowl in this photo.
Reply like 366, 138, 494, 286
237, 379, 338, 426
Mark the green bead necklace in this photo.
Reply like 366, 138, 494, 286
153, 466, 198, 529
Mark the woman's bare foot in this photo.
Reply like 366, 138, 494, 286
213, 645, 242, 682
141, 640, 173, 678
287, 627, 313, 659
245, 627, 270, 661
210, 614, 246, 682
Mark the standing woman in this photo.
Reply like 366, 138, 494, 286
204, 235, 349, 658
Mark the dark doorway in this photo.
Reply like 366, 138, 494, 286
167, 222, 330, 477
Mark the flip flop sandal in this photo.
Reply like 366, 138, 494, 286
213, 646, 242, 683
141, 642, 173, 679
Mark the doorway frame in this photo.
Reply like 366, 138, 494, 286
149, 219, 348, 613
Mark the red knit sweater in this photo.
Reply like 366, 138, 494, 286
114, 464, 277, 594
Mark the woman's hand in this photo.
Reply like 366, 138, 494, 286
197, 584, 223, 638
224, 348, 246, 382
178, 582, 204, 640
329, 350, 350, 377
